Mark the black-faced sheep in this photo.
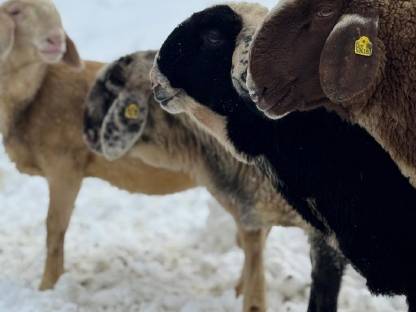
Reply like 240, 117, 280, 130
150, 3, 416, 310
247, 0, 416, 188
84, 48, 346, 312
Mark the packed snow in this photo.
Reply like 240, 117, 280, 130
0, 0, 408, 311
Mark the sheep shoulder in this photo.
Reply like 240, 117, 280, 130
3, 61, 103, 175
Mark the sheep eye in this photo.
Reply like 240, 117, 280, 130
10, 9, 21, 16
316, 6, 335, 18
7, 7, 22, 17
203, 30, 224, 47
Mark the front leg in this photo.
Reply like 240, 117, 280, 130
307, 231, 346, 312
407, 295, 416, 312
39, 165, 83, 290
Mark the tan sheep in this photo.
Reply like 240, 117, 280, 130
0, 0, 194, 291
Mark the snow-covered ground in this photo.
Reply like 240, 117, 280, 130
0, 0, 409, 311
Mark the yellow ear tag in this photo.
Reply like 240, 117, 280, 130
124, 103, 140, 120
355, 36, 373, 57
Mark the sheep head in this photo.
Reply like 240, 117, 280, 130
0, 0, 82, 68
84, 53, 152, 161
150, 4, 268, 161
152, 5, 243, 116
248, 0, 384, 119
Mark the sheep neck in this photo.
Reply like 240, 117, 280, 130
0, 58, 47, 139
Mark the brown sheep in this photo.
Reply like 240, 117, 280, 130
247, 0, 416, 187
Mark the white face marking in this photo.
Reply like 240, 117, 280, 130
232, 26, 261, 99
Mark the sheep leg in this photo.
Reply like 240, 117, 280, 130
307, 231, 346, 312
407, 296, 416, 312
235, 230, 244, 297
39, 170, 82, 290
236, 226, 269, 312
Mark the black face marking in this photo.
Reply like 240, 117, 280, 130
157, 5, 243, 115
106, 56, 132, 87
84, 55, 132, 149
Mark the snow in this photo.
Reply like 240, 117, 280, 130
0, 0, 409, 311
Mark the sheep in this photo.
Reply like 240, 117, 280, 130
246, 0, 416, 188
150, 2, 416, 310
84, 50, 346, 312
0, 0, 203, 292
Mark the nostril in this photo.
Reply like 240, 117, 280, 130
47, 35, 62, 46
261, 87, 268, 97
153, 85, 164, 99
249, 89, 260, 103
241, 71, 247, 83
86, 129, 98, 143
44, 30, 64, 48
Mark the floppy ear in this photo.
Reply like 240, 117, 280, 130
100, 91, 149, 161
62, 33, 83, 69
320, 11, 382, 103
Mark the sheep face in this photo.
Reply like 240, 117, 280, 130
1, 0, 81, 68
248, 0, 383, 119
0, 11, 15, 60
152, 5, 242, 115
151, 5, 262, 159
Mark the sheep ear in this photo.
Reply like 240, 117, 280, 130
100, 92, 149, 161
62, 33, 83, 69
320, 13, 382, 103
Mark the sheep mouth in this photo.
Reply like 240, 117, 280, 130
152, 85, 180, 107
154, 94, 176, 107
256, 85, 295, 118
232, 77, 250, 98
39, 49, 65, 63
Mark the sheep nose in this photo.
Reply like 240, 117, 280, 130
45, 30, 65, 48
86, 128, 98, 144
246, 71, 260, 103
47, 35, 61, 45
84, 114, 100, 144
153, 84, 170, 103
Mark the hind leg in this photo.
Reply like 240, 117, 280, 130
307, 231, 346, 312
